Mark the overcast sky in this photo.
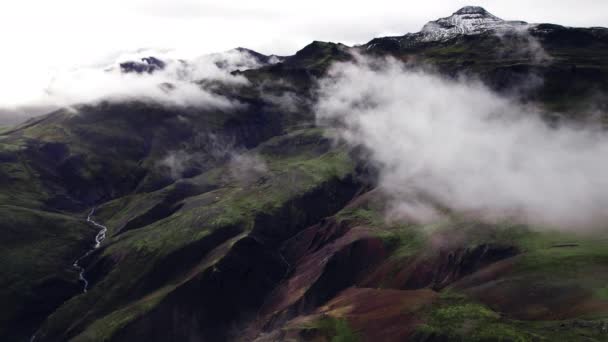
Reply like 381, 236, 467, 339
0, 0, 606, 121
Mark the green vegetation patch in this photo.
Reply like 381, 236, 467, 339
301, 316, 361, 342
71, 287, 172, 342
415, 292, 608, 341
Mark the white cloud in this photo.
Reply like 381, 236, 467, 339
0, 48, 275, 123
229, 153, 268, 185
159, 150, 192, 180
317, 56, 608, 230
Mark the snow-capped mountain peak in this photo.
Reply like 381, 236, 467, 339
419, 6, 529, 41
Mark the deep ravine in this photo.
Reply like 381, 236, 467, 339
30, 208, 108, 342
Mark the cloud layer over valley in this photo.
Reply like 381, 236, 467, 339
316, 56, 608, 230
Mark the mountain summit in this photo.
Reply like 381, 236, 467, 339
364, 6, 536, 51
420, 6, 528, 41
453, 5, 491, 15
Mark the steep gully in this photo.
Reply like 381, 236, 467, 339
30, 208, 108, 341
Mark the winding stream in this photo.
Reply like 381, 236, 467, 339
73, 208, 108, 293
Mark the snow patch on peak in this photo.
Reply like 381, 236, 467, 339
419, 6, 529, 42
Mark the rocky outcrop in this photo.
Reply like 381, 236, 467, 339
119, 57, 166, 74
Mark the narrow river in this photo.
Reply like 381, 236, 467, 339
73, 208, 108, 293
30, 208, 108, 341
